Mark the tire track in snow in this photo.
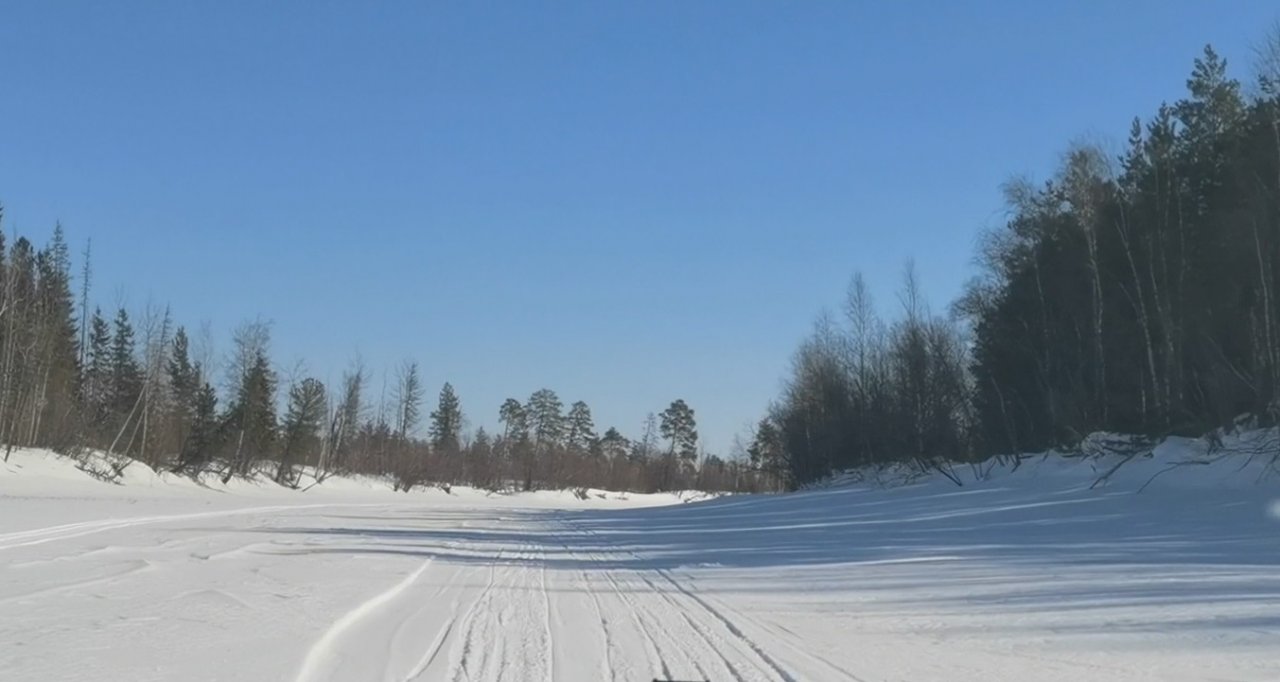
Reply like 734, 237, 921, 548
490, 543, 553, 682
557, 517, 721, 678
444, 549, 507, 682
580, 565, 617, 682
652, 568, 803, 682
293, 557, 434, 682
548, 515, 617, 682
688, 581, 865, 682
553, 515, 691, 681
613, 568, 724, 681
589, 533, 764, 680
598, 561, 675, 680
563, 514, 801, 682
539, 551, 556, 682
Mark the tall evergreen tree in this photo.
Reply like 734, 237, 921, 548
498, 398, 528, 441
659, 399, 698, 464
527, 389, 564, 448
179, 371, 220, 473
565, 400, 597, 451
278, 376, 326, 485
499, 397, 532, 489
226, 350, 277, 477
82, 308, 112, 434
109, 308, 143, 424
428, 382, 463, 453
32, 225, 82, 446
166, 327, 197, 454
468, 426, 494, 488
599, 426, 629, 460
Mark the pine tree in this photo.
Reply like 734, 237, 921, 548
565, 400, 597, 451
428, 382, 463, 453
599, 426, 629, 460
498, 398, 528, 441
498, 397, 530, 488
527, 389, 564, 448
659, 399, 698, 464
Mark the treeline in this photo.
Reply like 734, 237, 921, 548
0, 221, 764, 493
754, 43, 1280, 487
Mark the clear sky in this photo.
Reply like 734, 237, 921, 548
1, 1, 1276, 454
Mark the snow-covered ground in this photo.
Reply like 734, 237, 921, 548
3, 434, 1279, 681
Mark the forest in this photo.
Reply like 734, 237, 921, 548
753, 44, 1280, 487
0, 220, 750, 493
3, 44, 1278, 495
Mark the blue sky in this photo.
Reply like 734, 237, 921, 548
1, 1, 1276, 454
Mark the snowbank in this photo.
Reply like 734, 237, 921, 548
809, 427, 1280, 494
0, 447, 683, 535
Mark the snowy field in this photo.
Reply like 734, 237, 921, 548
3, 435, 1279, 682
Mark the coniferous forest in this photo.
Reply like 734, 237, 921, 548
0, 218, 739, 493
3, 44, 1279, 494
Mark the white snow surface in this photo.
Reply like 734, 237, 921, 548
2, 432, 1279, 682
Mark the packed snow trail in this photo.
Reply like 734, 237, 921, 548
3, 441, 1280, 681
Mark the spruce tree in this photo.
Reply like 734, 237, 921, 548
109, 308, 143, 422
428, 382, 463, 453
166, 327, 197, 453
278, 377, 326, 485
468, 426, 494, 488
227, 350, 277, 476
82, 308, 112, 434
34, 225, 82, 445
180, 373, 219, 473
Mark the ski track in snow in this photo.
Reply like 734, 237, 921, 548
4, 440, 1280, 681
